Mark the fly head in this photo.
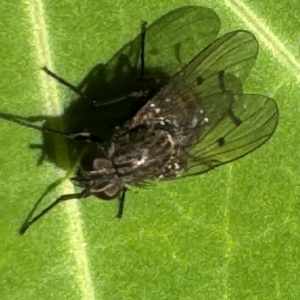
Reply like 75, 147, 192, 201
73, 147, 123, 200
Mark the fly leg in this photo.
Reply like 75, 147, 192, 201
0, 112, 103, 143
116, 188, 127, 218
42, 67, 92, 101
19, 190, 89, 235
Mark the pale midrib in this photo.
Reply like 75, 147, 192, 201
225, 0, 300, 81
23, 1, 95, 300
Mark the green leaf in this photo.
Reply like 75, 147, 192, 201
0, 1, 299, 300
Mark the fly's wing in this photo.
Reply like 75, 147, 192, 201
107, 6, 221, 78
184, 94, 278, 176
140, 6, 220, 77
178, 30, 259, 97
173, 30, 278, 175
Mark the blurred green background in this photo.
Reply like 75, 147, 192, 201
0, 0, 299, 299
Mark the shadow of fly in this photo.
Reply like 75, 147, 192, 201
0, 22, 278, 234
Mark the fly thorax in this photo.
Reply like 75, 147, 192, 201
111, 127, 188, 183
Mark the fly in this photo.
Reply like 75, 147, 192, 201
0, 25, 278, 234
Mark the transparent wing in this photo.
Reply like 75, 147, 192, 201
183, 94, 278, 176
177, 30, 259, 96
81, 6, 221, 104
107, 6, 221, 79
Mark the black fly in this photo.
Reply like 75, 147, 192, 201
0, 24, 278, 234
